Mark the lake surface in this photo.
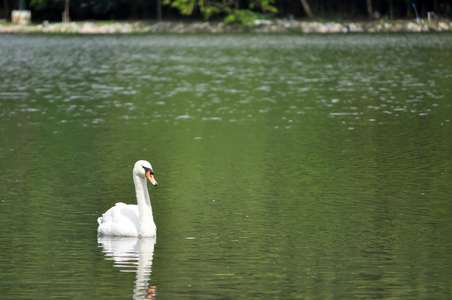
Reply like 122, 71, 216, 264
1, 33, 451, 299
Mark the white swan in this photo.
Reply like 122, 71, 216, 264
97, 160, 158, 238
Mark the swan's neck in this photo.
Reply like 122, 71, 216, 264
134, 175, 155, 237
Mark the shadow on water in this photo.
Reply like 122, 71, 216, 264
98, 237, 157, 299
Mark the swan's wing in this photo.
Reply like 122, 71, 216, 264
97, 203, 140, 237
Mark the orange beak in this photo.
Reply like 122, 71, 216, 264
146, 171, 158, 186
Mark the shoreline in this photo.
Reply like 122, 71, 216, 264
0, 19, 451, 34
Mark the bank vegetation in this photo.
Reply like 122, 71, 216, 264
1, 0, 451, 25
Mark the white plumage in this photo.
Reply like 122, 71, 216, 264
97, 160, 158, 238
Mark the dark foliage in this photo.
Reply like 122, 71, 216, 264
1, 0, 451, 22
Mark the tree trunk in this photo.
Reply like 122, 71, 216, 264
405, 0, 411, 18
4, 0, 9, 20
157, 0, 162, 21
389, 0, 393, 19
63, 0, 70, 22
299, 0, 313, 19
366, 0, 373, 19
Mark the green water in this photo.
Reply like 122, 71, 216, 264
1, 33, 452, 299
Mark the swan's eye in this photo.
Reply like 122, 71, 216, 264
143, 166, 154, 175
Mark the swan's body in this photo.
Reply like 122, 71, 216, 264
97, 160, 158, 238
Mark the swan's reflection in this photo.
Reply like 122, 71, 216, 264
98, 236, 156, 299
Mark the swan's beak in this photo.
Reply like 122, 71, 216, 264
146, 171, 158, 186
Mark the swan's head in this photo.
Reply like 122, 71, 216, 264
134, 160, 158, 186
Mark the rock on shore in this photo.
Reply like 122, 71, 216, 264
0, 20, 450, 34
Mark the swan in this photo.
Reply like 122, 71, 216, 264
97, 160, 158, 238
